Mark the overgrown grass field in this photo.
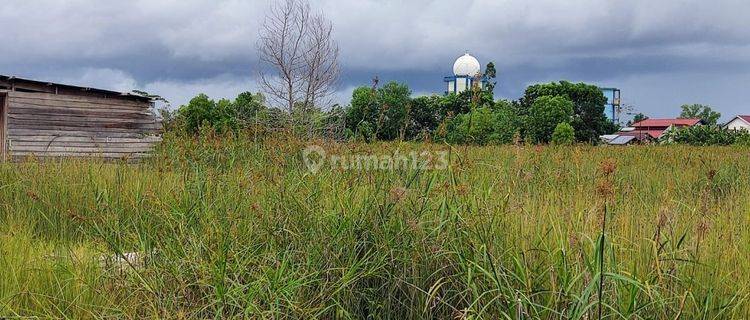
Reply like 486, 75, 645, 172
1, 134, 748, 319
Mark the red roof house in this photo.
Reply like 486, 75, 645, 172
618, 118, 703, 140
630, 118, 703, 128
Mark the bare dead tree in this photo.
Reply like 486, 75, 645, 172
258, 0, 308, 114
258, 0, 339, 133
301, 13, 340, 111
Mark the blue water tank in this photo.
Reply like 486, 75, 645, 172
600, 88, 621, 124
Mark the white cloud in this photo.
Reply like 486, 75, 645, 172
47, 68, 261, 108
58, 68, 140, 93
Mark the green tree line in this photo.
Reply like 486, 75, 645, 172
164, 77, 620, 145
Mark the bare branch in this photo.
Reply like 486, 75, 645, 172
258, 0, 339, 131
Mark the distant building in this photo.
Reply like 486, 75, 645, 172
723, 115, 750, 131
622, 118, 703, 140
444, 53, 488, 95
601, 135, 637, 145
602, 118, 703, 144
599, 88, 621, 124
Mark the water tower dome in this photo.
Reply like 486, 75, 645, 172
453, 53, 481, 76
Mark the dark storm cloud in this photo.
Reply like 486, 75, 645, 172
1, 0, 749, 119
6, 53, 253, 84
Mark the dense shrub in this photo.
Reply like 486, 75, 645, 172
168, 80, 626, 146
355, 121, 375, 142
175, 92, 266, 134
525, 95, 574, 144
735, 132, 750, 146
551, 122, 576, 145
670, 125, 750, 146
345, 81, 411, 141
233, 92, 266, 126
519, 81, 617, 142
439, 90, 493, 117
444, 104, 520, 145
407, 95, 442, 140
445, 107, 495, 145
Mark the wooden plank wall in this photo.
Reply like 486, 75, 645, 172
1, 94, 6, 160
5, 91, 161, 160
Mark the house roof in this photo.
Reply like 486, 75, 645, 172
0, 75, 152, 102
723, 115, 750, 128
609, 135, 636, 145
631, 118, 702, 127
618, 130, 664, 139
734, 115, 750, 124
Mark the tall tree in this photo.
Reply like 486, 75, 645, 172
407, 95, 442, 140
679, 104, 721, 126
445, 103, 520, 145
439, 92, 472, 118
258, 0, 339, 119
377, 81, 412, 140
483, 62, 497, 94
520, 81, 614, 143
439, 90, 493, 120
525, 95, 574, 144
233, 92, 266, 126
346, 86, 379, 134
345, 81, 412, 141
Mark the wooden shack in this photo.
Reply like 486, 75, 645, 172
0, 75, 161, 160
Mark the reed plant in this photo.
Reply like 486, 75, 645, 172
0, 132, 748, 318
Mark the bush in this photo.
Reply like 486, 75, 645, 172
671, 125, 750, 146
355, 121, 375, 143
444, 104, 520, 145
445, 107, 495, 145
519, 81, 613, 142
407, 96, 442, 140
175, 92, 266, 135
339, 79, 623, 145
176, 94, 238, 134
345, 82, 411, 141
551, 122, 575, 145
233, 92, 266, 126
734, 132, 750, 146
524, 95, 574, 144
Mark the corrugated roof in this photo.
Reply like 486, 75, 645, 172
631, 118, 702, 127
738, 115, 750, 123
609, 135, 636, 145
618, 130, 664, 139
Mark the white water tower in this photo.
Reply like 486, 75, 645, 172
444, 53, 486, 95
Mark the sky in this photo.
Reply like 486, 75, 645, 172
1, 0, 749, 122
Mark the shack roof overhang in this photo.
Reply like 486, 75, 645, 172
0, 75, 152, 103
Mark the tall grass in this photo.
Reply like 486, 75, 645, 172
0, 132, 748, 318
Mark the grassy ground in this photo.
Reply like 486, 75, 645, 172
1, 133, 748, 319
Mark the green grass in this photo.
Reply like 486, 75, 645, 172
1, 133, 748, 318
